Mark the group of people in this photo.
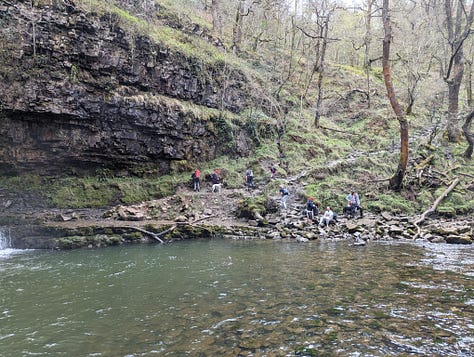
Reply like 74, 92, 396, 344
303, 197, 335, 226
245, 164, 277, 189
192, 168, 221, 192
192, 164, 278, 192
344, 191, 363, 218
310, 191, 363, 226
192, 166, 364, 226
279, 188, 363, 227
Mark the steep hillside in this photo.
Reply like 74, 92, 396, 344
1, 0, 474, 222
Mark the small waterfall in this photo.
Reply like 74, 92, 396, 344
0, 228, 11, 250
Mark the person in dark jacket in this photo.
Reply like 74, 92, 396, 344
306, 197, 317, 222
279, 187, 289, 209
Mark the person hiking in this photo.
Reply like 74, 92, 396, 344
319, 206, 334, 227
211, 169, 219, 185
279, 187, 289, 209
245, 168, 254, 189
193, 168, 201, 192
306, 197, 316, 222
270, 164, 277, 179
346, 191, 363, 218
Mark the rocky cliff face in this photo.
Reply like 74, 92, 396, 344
0, 0, 261, 176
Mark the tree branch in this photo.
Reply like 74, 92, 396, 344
413, 177, 460, 239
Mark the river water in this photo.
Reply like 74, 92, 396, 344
0, 236, 473, 356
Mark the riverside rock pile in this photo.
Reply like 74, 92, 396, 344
103, 193, 473, 245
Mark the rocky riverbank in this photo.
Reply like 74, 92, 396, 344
3, 183, 472, 250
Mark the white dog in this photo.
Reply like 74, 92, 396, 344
212, 183, 222, 193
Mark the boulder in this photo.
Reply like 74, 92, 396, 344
445, 235, 472, 245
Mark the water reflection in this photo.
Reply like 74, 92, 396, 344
0, 239, 473, 356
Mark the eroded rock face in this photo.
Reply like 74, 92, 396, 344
0, 0, 260, 176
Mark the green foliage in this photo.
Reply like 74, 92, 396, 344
236, 195, 268, 218
70, 63, 79, 82
366, 194, 417, 215
0, 175, 43, 191
242, 109, 278, 144
416, 190, 434, 209
299, 177, 361, 213
295, 346, 318, 356
437, 191, 474, 216
25, 175, 180, 208
213, 114, 236, 154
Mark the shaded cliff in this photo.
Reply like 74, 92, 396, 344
0, 0, 268, 176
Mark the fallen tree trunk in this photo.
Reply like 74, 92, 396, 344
415, 155, 433, 171
413, 177, 460, 239
121, 215, 219, 243
122, 226, 169, 243
319, 125, 360, 136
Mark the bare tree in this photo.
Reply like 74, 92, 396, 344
363, 0, 377, 109
211, 0, 224, 38
382, 0, 408, 191
462, 109, 474, 158
297, 0, 336, 128
232, 0, 247, 53
441, 0, 474, 142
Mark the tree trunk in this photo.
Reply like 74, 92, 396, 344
382, 0, 408, 191
211, 0, 224, 38
314, 16, 329, 128
446, 61, 463, 141
232, 0, 245, 54
364, 0, 374, 109
466, 60, 473, 107
275, 15, 297, 98
462, 109, 474, 158
442, 0, 474, 142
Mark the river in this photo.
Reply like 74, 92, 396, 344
0, 233, 473, 356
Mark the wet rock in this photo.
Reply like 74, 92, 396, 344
457, 226, 471, 234
303, 231, 317, 240
267, 217, 281, 225
295, 236, 309, 243
346, 221, 362, 233
248, 219, 259, 226
388, 225, 404, 236
267, 231, 281, 239
445, 235, 472, 244
381, 211, 393, 221
429, 236, 446, 243
56, 214, 73, 222
431, 226, 461, 236
353, 239, 366, 246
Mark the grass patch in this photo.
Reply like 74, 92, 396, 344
367, 193, 417, 215
42, 176, 181, 208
